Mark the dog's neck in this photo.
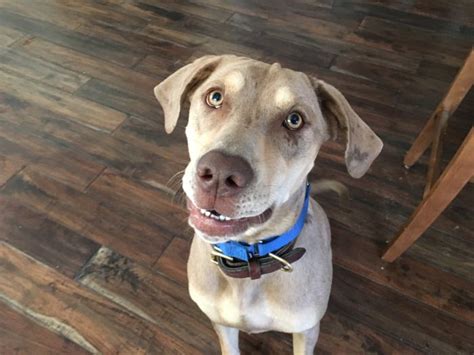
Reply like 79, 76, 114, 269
237, 181, 308, 245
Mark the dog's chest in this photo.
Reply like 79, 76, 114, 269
190, 278, 277, 332
189, 271, 319, 334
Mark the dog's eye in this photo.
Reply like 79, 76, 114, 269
284, 112, 304, 130
206, 90, 224, 108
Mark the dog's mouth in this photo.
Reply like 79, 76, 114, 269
187, 199, 272, 237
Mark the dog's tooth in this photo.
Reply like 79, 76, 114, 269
200, 209, 206, 214
224, 216, 231, 221
219, 215, 225, 221
205, 211, 211, 217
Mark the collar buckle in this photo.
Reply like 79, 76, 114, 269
210, 247, 234, 265
268, 252, 293, 272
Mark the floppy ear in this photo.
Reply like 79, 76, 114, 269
154, 55, 222, 134
314, 79, 383, 178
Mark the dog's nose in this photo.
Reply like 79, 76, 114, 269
196, 150, 254, 197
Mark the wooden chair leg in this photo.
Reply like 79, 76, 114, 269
383, 128, 474, 262
423, 110, 449, 197
404, 48, 474, 168
404, 114, 436, 168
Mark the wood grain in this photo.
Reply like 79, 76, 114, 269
0, 196, 100, 278
17, 37, 159, 99
0, 24, 26, 47
0, 48, 90, 93
0, 69, 126, 133
332, 220, 474, 324
331, 266, 474, 353
384, 129, 474, 262
0, 242, 197, 354
0, 301, 89, 355
77, 247, 220, 354
2, 169, 176, 268
0, 100, 105, 190
0, 153, 23, 187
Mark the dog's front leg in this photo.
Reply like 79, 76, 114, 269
213, 323, 240, 355
292, 323, 320, 355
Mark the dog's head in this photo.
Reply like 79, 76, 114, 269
155, 55, 382, 242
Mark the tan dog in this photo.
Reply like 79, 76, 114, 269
154, 55, 382, 355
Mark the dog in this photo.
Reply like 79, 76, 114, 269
154, 55, 383, 354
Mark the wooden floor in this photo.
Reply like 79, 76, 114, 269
0, 0, 473, 353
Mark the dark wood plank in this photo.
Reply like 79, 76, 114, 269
0, 153, 23, 187
0, 196, 100, 278
140, 23, 208, 47
113, 116, 189, 164
318, 311, 420, 354
0, 69, 126, 133
331, 220, 474, 324
334, 0, 474, 27
312, 131, 473, 245
17, 37, 161, 98
132, 53, 185, 77
0, 169, 174, 268
73, 20, 192, 61
0, 0, 83, 30
77, 246, 220, 354
226, 11, 420, 73
345, 16, 472, 66
86, 170, 188, 237
98, 0, 191, 25
0, 242, 197, 354
330, 55, 413, 89
191, 0, 334, 18
0, 24, 25, 47
227, 9, 358, 40
0, 9, 144, 67
417, 60, 462, 83
154, 237, 190, 285
0, 97, 105, 190
42, 0, 149, 31
313, 172, 474, 281
0, 128, 104, 191
333, 0, 470, 32
141, 0, 234, 23
0, 301, 89, 355
0, 95, 185, 188
0, 48, 90, 93
75, 78, 162, 120
331, 266, 474, 353
170, 15, 335, 68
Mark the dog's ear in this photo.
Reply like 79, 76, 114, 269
313, 79, 383, 178
154, 55, 222, 134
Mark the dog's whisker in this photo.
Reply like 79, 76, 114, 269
166, 170, 185, 190
167, 169, 185, 183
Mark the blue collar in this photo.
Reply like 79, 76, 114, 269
215, 184, 311, 262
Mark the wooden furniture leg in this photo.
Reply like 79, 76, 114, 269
404, 49, 474, 168
423, 110, 449, 197
383, 128, 474, 262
